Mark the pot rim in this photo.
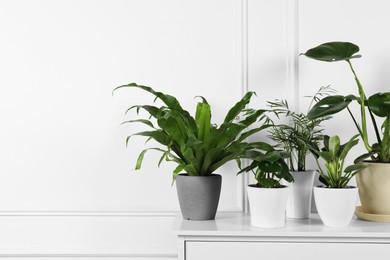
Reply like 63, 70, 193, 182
177, 173, 221, 177
247, 184, 289, 189
362, 161, 390, 165
314, 185, 357, 190
289, 170, 317, 173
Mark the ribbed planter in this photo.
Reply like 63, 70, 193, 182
247, 185, 290, 228
176, 174, 222, 221
356, 162, 390, 215
314, 186, 358, 227
285, 171, 315, 219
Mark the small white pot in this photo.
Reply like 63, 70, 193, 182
313, 186, 358, 227
247, 185, 290, 228
285, 171, 316, 219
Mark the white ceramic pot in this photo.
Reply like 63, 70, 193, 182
313, 186, 358, 227
247, 185, 290, 228
285, 171, 316, 219
356, 162, 390, 215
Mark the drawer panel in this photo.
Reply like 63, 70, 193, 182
186, 241, 390, 260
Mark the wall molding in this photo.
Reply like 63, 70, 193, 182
0, 211, 177, 217
236, 0, 249, 213
0, 254, 177, 259
286, 0, 300, 112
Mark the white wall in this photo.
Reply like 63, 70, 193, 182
1, 0, 387, 259
0, 0, 270, 259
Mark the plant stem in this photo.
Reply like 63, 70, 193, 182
347, 60, 372, 152
367, 106, 382, 145
347, 107, 363, 137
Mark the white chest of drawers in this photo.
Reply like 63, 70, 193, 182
173, 213, 390, 260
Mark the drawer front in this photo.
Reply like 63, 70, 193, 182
186, 241, 390, 260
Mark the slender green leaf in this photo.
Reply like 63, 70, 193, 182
223, 91, 255, 123
121, 119, 155, 128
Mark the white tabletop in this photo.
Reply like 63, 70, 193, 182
173, 212, 390, 239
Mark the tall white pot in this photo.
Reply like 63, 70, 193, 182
285, 171, 315, 219
313, 186, 358, 227
247, 185, 290, 228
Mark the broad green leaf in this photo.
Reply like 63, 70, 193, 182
223, 91, 255, 123
302, 42, 361, 62
354, 152, 376, 163
339, 134, 359, 160
368, 92, 390, 117
195, 102, 211, 141
344, 164, 366, 174
307, 95, 352, 120
200, 148, 223, 175
257, 161, 282, 173
323, 135, 330, 151
256, 178, 280, 188
318, 151, 333, 162
328, 135, 340, 158
319, 174, 329, 186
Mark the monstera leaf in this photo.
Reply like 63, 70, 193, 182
368, 92, 390, 117
302, 42, 361, 62
307, 95, 353, 120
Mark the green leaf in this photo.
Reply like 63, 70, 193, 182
172, 164, 185, 184
135, 148, 166, 170
339, 134, 359, 160
368, 92, 390, 117
354, 152, 376, 163
319, 174, 329, 186
307, 95, 352, 120
257, 161, 282, 173
302, 42, 361, 62
195, 102, 211, 141
328, 135, 341, 157
344, 164, 366, 174
121, 119, 155, 128
128, 130, 171, 147
257, 178, 280, 188
223, 91, 255, 123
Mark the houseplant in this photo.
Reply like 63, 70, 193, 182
266, 87, 329, 218
238, 150, 293, 228
113, 83, 275, 220
303, 41, 390, 218
307, 134, 365, 227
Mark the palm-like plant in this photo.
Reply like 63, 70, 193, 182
266, 87, 332, 171
113, 83, 290, 182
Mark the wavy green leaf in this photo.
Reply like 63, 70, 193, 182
368, 92, 390, 117
302, 42, 361, 62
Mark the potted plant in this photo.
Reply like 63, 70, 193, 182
238, 150, 293, 228
266, 87, 330, 219
113, 83, 272, 220
307, 134, 366, 227
302, 42, 390, 218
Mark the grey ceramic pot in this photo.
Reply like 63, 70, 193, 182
176, 174, 222, 220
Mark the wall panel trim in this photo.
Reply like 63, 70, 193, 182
286, 0, 300, 112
